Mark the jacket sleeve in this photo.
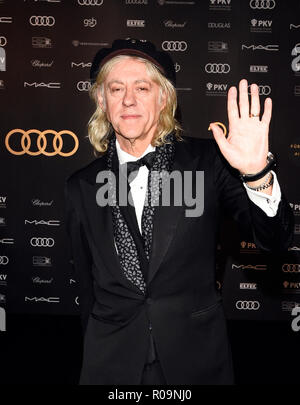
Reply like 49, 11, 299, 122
64, 178, 95, 334
213, 142, 294, 252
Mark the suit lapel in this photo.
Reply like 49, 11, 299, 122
147, 139, 200, 285
79, 156, 144, 298
79, 137, 199, 293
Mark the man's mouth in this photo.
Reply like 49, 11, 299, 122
121, 114, 141, 120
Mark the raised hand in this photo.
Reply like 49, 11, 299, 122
209, 79, 272, 175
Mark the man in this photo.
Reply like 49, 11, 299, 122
64, 39, 294, 385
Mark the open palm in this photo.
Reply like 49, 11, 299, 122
210, 79, 272, 175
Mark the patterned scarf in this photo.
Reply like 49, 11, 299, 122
106, 133, 175, 294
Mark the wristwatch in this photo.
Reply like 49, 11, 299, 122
239, 152, 276, 182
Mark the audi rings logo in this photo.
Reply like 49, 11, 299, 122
29, 16, 56, 27
250, 0, 276, 9
77, 0, 104, 5
248, 84, 271, 96
77, 81, 91, 91
236, 300, 260, 310
162, 41, 187, 52
282, 264, 300, 273
0, 256, 9, 265
205, 63, 231, 74
0, 36, 7, 47
30, 237, 55, 248
5, 129, 79, 157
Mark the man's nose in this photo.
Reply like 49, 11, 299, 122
122, 87, 136, 106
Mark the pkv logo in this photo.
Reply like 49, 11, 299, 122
291, 43, 300, 73
0, 47, 6, 71
0, 307, 5, 332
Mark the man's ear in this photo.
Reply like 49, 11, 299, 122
97, 87, 106, 112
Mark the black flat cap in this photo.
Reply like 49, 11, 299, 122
90, 38, 176, 85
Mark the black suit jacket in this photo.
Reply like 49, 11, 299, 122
64, 136, 294, 385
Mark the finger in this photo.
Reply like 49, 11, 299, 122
209, 122, 231, 156
261, 97, 272, 125
227, 86, 239, 124
239, 79, 249, 119
250, 83, 260, 117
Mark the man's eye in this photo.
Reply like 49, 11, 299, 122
111, 88, 122, 93
137, 87, 148, 91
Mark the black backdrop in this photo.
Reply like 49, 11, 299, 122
0, 0, 300, 384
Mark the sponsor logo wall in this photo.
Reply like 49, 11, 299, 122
0, 0, 299, 320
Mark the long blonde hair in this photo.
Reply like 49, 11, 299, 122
87, 55, 183, 156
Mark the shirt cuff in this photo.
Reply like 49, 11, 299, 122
243, 171, 281, 217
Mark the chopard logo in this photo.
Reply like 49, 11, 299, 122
31, 60, 54, 68
32, 277, 54, 285
31, 199, 54, 207
164, 20, 187, 28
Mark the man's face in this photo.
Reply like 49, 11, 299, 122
98, 57, 166, 142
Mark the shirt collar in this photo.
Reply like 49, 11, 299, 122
116, 137, 156, 165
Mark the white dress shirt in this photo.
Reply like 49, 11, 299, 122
115, 139, 281, 235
